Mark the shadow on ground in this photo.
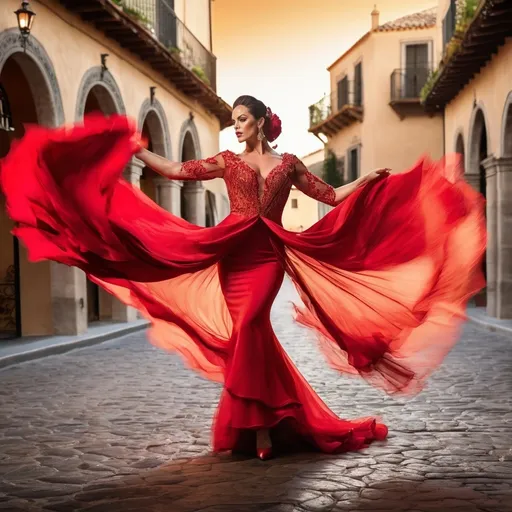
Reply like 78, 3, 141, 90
10, 451, 506, 512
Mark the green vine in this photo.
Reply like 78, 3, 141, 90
322, 150, 343, 188
192, 66, 210, 86
420, 68, 440, 103
420, 0, 479, 104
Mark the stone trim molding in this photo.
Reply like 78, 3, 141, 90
75, 66, 125, 120
0, 28, 65, 126
500, 91, 512, 158
137, 98, 172, 160
178, 117, 202, 161
467, 103, 492, 174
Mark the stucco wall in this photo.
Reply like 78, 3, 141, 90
444, 40, 512, 163
0, 0, 225, 336
327, 25, 443, 177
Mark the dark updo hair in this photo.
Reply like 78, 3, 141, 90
233, 95, 282, 142
233, 95, 270, 134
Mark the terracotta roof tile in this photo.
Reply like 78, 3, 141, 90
376, 7, 437, 32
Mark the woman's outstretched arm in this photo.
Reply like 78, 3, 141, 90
291, 157, 389, 206
134, 147, 225, 181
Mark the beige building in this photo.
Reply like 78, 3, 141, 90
282, 149, 330, 231
423, 0, 512, 318
0, 0, 231, 339
309, 7, 443, 182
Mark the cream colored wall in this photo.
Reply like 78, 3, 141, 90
1, 0, 226, 208
0, 1, 220, 146
282, 188, 320, 232
282, 149, 324, 231
444, 40, 512, 161
175, 0, 212, 51
0, 0, 225, 335
327, 26, 443, 177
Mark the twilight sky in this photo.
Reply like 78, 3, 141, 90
211, 0, 436, 157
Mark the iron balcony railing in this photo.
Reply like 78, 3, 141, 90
390, 67, 432, 101
309, 80, 359, 129
119, 0, 216, 89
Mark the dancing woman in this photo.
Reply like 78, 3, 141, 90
0, 95, 486, 460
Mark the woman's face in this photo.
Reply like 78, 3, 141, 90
232, 105, 263, 143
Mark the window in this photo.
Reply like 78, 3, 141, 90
291, 198, 298, 209
337, 76, 349, 111
348, 146, 360, 182
354, 62, 363, 107
403, 43, 430, 98
443, 0, 457, 47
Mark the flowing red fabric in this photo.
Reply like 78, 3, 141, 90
0, 114, 486, 455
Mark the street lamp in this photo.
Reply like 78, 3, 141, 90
14, 1, 36, 51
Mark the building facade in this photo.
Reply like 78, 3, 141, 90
423, 0, 512, 318
0, 0, 231, 339
309, 7, 444, 182
281, 149, 328, 232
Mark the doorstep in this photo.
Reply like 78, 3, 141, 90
0, 319, 150, 370
466, 306, 512, 337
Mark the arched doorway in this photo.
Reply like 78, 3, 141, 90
455, 132, 465, 173
468, 108, 489, 307
468, 109, 488, 197
181, 131, 198, 221
138, 104, 170, 202
77, 70, 124, 324
0, 34, 64, 338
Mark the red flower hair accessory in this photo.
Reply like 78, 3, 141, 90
265, 107, 282, 143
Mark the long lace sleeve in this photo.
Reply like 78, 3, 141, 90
179, 152, 225, 181
290, 156, 337, 206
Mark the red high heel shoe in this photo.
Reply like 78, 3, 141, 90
257, 447, 274, 461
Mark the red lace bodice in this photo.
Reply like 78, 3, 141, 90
181, 150, 337, 223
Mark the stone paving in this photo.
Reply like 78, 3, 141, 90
1, 279, 512, 512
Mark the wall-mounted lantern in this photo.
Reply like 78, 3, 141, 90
15, 1, 36, 51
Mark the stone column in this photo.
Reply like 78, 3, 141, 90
182, 182, 206, 226
464, 172, 481, 192
496, 157, 512, 318
483, 156, 497, 317
155, 178, 182, 216
124, 158, 144, 188
111, 158, 144, 322
51, 263, 87, 335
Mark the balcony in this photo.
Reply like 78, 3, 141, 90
119, 0, 216, 88
308, 82, 363, 138
389, 67, 431, 118
59, 0, 231, 128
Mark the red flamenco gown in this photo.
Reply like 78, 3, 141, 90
0, 115, 486, 455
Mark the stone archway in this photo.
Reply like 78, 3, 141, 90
137, 99, 178, 213
75, 67, 125, 120
501, 91, 512, 158
468, 107, 489, 196
76, 67, 131, 325
0, 30, 65, 338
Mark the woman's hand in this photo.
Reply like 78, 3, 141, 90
130, 133, 147, 157
362, 168, 391, 184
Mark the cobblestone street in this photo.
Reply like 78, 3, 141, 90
1, 279, 511, 512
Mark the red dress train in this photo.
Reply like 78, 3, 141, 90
0, 115, 486, 455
